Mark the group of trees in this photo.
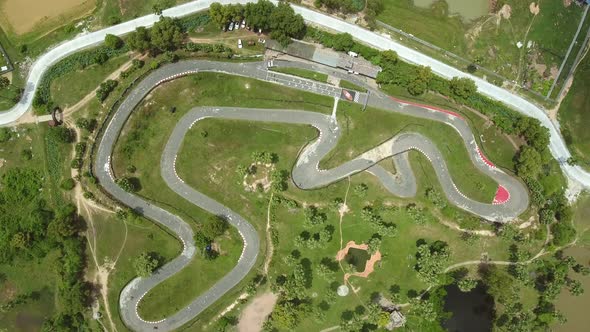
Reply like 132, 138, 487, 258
193, 215, 229, 260
314, 0, 364, 14
133, 251, 161, 277
127, 16, 184, 54
209, 0, 305, 46
360, 206, 397, 237
414, 240, 451, 286
96, 79, 118, 102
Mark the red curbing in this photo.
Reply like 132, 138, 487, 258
388, 96, 464, 119
476, 146, 495, 168
492, 185, 510, 205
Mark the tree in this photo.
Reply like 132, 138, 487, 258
104, 34, 123, 49
244, 0, 275, 31
269, 2, 306, 46
457, 278, 478, 292
48, 126, 75, 144
60, 178, 76, 191
202, 215, 228, 239
116, 177, 137, 192
272, 301, 299, 329
515, 146, 542, 178
194, 231, 211, 250
133, 252, 159, 277
0, 127, 10, 142
150, 17, 184, 52
0, 76, 9, 89
332, 33, 354, 51
551, 222, 576, 246
353, 183, 368, 197
127, 27, 151, 53
449, 77, 477, 100
367, 236, 381, 255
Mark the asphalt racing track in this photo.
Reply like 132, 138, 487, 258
95, 60, 528, 331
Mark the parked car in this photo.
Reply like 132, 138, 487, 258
241, 20, 246, 29
228, 22, 234, 31
238, 39, 243, 49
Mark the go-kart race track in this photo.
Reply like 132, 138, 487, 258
95, 60, 528, 331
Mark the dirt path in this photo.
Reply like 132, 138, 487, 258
16, 55, 140, 125
338, 177, 352, 249
237, 292, 278, 332
67, 119, 122, 331
263, 193, 274, 276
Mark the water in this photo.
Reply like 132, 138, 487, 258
413, 0, 489, 21
443, 283, 494, 332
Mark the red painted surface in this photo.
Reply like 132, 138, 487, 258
477, 147, 495, 168
388, 96, 464, 119
493, 185, 510, 204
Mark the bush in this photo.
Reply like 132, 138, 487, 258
551, 222, 576, 246
104, 34, 123, 49
60, 178, 76, 190
70, 159, 82, 169
96, 80, 118, 102
0, 128, 10, 142
116, 177, 138, 192
47, 126, 75, 144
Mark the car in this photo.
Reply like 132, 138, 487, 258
228, 22, 234, 31
235, 21, 240, 30
238, 39, 243, 49
241, 20, 246, 29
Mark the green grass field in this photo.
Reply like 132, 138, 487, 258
271, 67, 329, 83
321, 101, 499, 203
50, 54, 131, 107
339, 79, 367, 92
377, 0, 587, 95
559, 54, 590, 170
111, 72, 545, 329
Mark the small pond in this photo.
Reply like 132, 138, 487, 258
345, 248, 370, 271
443, 283, 494, 332
413, 0, 489, 21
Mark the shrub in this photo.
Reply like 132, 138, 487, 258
96, 80, 118, 102
70, 159, 82, 169
104, 34, 123, 49
60, 178, 76, 190
116, 177, 137, 192
0, 128, 10, 142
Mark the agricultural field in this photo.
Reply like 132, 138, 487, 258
376, 0, 590, 98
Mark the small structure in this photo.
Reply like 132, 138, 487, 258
385, 310, 406, 330
337, 285, 349, 297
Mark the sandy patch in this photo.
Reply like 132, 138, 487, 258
563, 0, 572, 7
529, 2, 540, 15
0, 158, 5, 168
0, 0, 96, 35
499, 4, 512, 19
336, 240, 382, 282
238, 292, 278, 332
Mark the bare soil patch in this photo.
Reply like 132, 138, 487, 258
529, 2, 540, 16
238, 292, 278, 332
0, 0, 96, 35
499, 4, 512, 19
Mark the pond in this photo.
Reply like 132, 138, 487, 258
443, 283, 494, 332
414, 0, 489, 21
345, 248, 370, 272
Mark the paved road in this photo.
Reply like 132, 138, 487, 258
95, 60, 527, 331
1, 0, 588, 189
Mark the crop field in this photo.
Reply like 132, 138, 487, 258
0, 0, 96, 36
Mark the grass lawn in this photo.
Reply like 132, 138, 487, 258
112, 72, 545, 329
559, 53, 590, 170
339, 79, 367, 92
321, 102, 499, 203
271, 67, 329, 83
88, 210, 182, 331
377, 0, 585, 92
50, 53, 131, 107
137, 227, 242, 321
174, 119, 544, 330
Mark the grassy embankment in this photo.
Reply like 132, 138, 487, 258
559, 53, 590, 170
377, 0, 587, 97
271, 66, 329, 83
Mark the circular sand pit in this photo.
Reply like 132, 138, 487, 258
337, 285, 349, 297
